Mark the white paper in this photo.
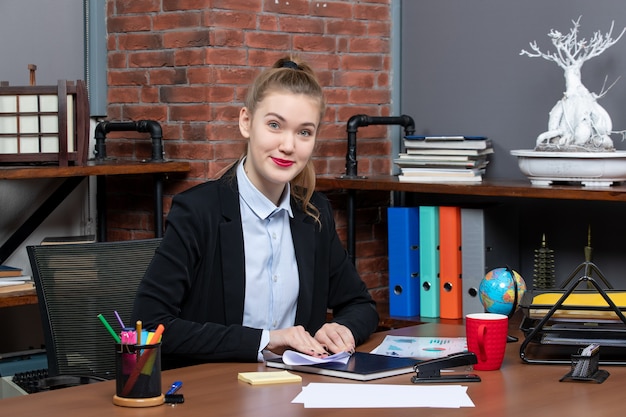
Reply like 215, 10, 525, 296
0, 137, 18, 154
371, 336, 468, 359
39, 95, 58, 112
282, 350, 350, 366
0, 281, 26, 286
0, 95, 17, 113
19, 116, 39, 134
18, 95, 38, 112
292, 383, 475, 408
0, 116, 17, 134
0, 276, 31, 282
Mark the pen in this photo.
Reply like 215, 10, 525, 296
97, 314, 121, 343
114, 310, 126, 329
166, 381, 183, 395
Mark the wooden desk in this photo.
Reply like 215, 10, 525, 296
1, 321, 623, 416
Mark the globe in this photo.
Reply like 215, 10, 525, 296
479, 267, 527, 316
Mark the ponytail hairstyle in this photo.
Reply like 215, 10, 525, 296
244, 56, 327, 227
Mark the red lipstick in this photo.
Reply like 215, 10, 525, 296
272, 157, 294, 167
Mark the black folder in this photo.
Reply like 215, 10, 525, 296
265, 352, 418, 381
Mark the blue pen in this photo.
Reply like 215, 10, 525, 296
166, 381, 183, 395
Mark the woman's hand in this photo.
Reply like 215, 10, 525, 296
314, 323, 355, 354
267, 325, 329, 357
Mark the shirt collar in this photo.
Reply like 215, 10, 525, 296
237, 158, 294, 220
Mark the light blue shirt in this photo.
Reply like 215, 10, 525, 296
236, 160, 299, 359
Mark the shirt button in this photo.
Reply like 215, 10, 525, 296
272, 232, 277, 240
273, 274, 278, 282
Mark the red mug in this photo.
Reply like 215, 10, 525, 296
465, 313, 508, 371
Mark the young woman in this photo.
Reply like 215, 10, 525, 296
132, 57, 379, 369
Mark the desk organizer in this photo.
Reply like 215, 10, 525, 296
560, 349, 610, 383
0, 80, 89, 166
519, 275, 626, 365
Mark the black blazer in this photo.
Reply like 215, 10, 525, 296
132, 167, 378, 368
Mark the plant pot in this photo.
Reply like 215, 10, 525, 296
510, 149, 626, 186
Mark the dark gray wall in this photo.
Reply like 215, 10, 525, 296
400, 1, 626, 287
0, 0, 84, 85
0, 0, 86, 356
400, 0, 626, 180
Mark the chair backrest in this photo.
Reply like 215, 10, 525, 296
27, 238, 162, 380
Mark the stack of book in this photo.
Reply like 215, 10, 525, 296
0, 265, 34, 293
394, 136, 493, 183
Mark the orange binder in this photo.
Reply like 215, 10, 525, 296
438, 206, 463, 319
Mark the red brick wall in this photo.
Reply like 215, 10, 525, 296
104, 0, 392, 303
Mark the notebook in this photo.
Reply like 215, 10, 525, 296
265, 352, 418, 381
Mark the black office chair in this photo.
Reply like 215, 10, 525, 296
26, 238, 162, 391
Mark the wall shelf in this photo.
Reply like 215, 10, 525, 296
316, 175, 626, 203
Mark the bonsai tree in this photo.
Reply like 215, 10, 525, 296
521, 17, 626, 151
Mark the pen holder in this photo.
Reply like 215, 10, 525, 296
113, 343, 164, 407
560, 349, 610, 383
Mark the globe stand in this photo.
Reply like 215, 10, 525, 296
481, 266, 524, 343
506, 272, 520, 343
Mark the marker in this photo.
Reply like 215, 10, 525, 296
97, 314, 121, 343
136, 320, 142, 346
114, 310, 126, 329
148, 323, 165, 344
120, 328, 137, 344
166, 381, 183, 395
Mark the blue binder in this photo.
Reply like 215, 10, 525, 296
419, 206, 440, 318
387, 207, 420, 317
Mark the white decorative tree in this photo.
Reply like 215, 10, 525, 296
520, 17, 626, 151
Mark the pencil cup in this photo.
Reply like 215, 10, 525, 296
112, 343, 164, 407
465, 313, 508, 371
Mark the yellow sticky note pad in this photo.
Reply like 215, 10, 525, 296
238, 370, 302, 385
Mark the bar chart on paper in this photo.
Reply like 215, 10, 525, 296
371, 336, 468, 360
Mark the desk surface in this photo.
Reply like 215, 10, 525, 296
1, 321, 623, 416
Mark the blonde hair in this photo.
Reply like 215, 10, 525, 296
244, 56, 326, 226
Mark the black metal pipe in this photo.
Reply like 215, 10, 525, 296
344, 114, 415, 178
342, 114, 416, 263
154, 174, 164, 237
94, 120, 164, 161
346, 189, 356, 264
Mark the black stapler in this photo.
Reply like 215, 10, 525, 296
411, 352, 481, 383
